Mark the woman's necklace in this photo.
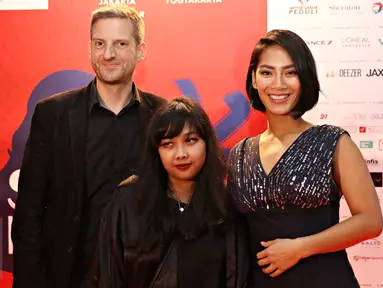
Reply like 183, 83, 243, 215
168, 186, 194, 213
174, 197, 188, 213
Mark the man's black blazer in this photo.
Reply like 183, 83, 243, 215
11, 79, 167, 288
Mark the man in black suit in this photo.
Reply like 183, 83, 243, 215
11, 5, 166, 288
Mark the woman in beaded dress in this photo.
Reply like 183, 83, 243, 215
227, 29, 383, 287
85, 97, 249, 288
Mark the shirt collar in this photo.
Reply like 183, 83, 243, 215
88, 79, 141, 114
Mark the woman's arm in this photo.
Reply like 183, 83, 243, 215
298, 133, 382, 256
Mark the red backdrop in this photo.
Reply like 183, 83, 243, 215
0, 0, 267, 286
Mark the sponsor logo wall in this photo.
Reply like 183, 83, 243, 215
0, 0, 267, 285
268, 0, 383, 285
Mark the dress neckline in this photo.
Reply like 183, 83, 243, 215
256, 125, 319, 177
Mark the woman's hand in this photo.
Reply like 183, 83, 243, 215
256, 238, 305, 277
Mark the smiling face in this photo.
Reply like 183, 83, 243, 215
252, 44, 301, 116
158, 124, 206, 183
89, 18, 147, 85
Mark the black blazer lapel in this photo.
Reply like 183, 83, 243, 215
68, 82, 92, 208
137, 90, 156, 142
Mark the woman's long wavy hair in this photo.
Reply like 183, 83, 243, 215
134, 96, 227, 248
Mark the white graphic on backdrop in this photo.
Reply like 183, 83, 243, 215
165, 0, 223, 4
0, 0, 48, 10
97, 0, 145, 18
268, 0, 383, 286
98, 0, 136, 5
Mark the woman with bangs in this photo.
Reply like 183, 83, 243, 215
85, 97, 249, 288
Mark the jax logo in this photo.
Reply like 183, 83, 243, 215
372, 2, 383, 14
0, 70, 255, 273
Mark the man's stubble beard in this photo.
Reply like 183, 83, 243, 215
92, 62, 134, 85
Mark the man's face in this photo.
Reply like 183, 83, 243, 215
89, 18, 146, 85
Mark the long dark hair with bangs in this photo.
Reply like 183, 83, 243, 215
134, 96, 227, 247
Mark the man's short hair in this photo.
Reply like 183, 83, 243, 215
90, 5, 145, 45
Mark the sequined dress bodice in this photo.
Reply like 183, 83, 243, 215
228, 125, 359, 288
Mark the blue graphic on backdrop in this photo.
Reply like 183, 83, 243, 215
175, 79, 251, 156
0, 70, 250, 272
